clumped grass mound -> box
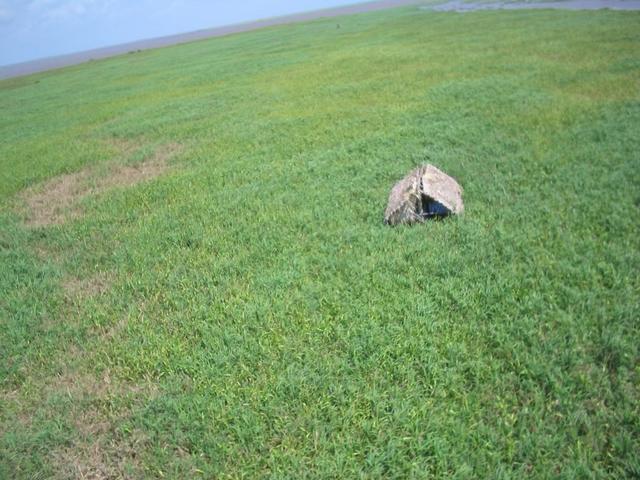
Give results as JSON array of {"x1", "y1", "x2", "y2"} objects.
[{"x1": 1, "y1": 6, "x2": 639, "y2": 479}]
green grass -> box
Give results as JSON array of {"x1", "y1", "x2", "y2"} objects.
[{"x1": 1, "y1": 5, "x2": 639, "y2": 479}]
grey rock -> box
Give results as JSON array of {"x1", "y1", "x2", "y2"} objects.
[{"x1": 384, "y1": 164, "x2": 464, "y2": 226}]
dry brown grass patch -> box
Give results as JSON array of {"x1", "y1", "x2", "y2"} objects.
[
  {"x1": 20, "y1": 142, "x2": 182, "y2": 227},
  {"x1": 63, "y1": 272, "x2": 114, "y2": 299},
  {"x1": 48, "y1": 368, "x2": 158, "y2": 480},
  {"x1": 100, "y1": 142, "x2": 182, "y2": 190},
  {"x1": 21, "y1": 169, "x2": 93, "y2": 227}
]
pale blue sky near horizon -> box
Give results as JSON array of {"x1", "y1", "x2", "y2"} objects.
[{"x1": 0, "y1": 0, "x2": 372, "y2": 66}]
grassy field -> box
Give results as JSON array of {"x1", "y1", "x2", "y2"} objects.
[{"x1": 1, "y1": 4, "x2": 639, "y2": 479}]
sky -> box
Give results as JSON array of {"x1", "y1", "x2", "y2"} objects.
[{"x1": 0, "y1": 0, "x2": 370, "y2": 66}]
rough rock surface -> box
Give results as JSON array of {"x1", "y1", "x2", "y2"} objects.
[{"x1": 384, "y1": 164, "x2": 464, "y2": 225}]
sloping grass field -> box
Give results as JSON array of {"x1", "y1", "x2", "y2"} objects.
[{"x1": 1, "y1": 4, "x2": 639, "y2": 478}]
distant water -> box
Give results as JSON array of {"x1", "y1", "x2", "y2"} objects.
[{"x1": 426, "y1": 0, "x2": 640, "y2": 12}]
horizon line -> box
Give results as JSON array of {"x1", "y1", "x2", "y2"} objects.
[{"x1": 0, "y1": 0, "x2": 423, "y2": 80}]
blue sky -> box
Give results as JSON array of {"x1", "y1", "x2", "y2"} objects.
[{"x1": 0, "y1": 0, "x2": 369, "y2": 66}]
